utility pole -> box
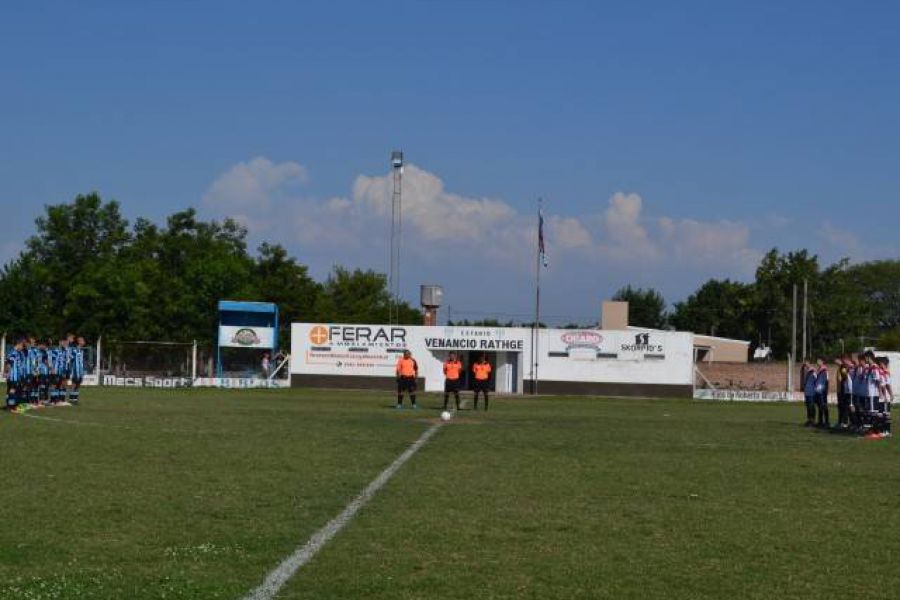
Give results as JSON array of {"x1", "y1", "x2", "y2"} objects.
[
  {"x1": 791, "y1": 283, "x2": 798, "y2": 383},
  {"x1": 802, "y1": 278, "x2": 808, "y2": 361}
]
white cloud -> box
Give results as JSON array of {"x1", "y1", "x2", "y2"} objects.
[
  {"x1": 200, "y1": 157, "x2": 763, "y2": 287},
  {"x1": 658, "y1": 216, "x2": 760, "y2": 273},
  {"x1": 352, "y1": 165, "x2": 520, "y2": 243},
  {"x1": 598, "y1": 192, "x2": 659, "y2": 260},
  {"x1": 202, "y1": 156, "x2": 308, "y2": 219}
]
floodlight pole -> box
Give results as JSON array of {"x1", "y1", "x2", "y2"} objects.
[{"x1": 389, "y1": 150, "x2": 404, "y2": 324}]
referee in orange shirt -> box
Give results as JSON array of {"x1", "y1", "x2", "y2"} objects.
[
  {"x1": 395, "y1": 350, "x2": 419, "y2": 409},
  {"x1": 442, "y1": 352, "x2": 463, "y2": 410},
  {"x1": 472, "y1": 354, "x2": 492, "y2": 411}
]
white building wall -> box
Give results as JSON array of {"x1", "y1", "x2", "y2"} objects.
[{"x1": 291, "y1": 323, "x2": 694, "y2": 393}]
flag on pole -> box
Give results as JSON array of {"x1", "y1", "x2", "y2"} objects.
[{"x1": 538, "y1": 207, "x2": 548, "y2": 268}]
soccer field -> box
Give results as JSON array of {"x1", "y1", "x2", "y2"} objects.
[{"x1": 0, "y1": 389, "x2": 896, "y2": 600}]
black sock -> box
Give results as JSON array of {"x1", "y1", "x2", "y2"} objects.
[
  {"x1": 410, "y1": 394, "x2": 416, "y2": 405},
  {"x1": 443, "y1": 394, "x2": 448, "y2": 409}
]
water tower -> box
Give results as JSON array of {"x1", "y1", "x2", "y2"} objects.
[{"x1": 420, "y1": 285, "x2": 443, "y2": 326}]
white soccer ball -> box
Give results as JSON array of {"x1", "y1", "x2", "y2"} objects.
[{"x1": 440, "y1": 410, "x2": 452, "y2": 422}]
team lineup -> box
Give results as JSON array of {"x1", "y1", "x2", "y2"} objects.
[
  {"x1": 802, "y1": 351, "x2": 892, "y2": 438},
  {"x1": 394, "y1": 350, "x2": 493, "y2": 411},
  {"x1": 4, "y1": 334, "x2": 89, "y2": 411}
]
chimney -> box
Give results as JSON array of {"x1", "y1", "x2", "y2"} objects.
[{"x1": 601, "y1": 300, "x2": 629, "y2": 330}]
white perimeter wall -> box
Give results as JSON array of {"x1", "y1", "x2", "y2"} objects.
[{"x1": 291, "y1": 323, "x2": 693, "y2": 393}]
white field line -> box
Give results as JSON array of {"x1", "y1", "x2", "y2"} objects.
[
  {"x1": 242, "y1": 420, "x2": 443, "y2": 600},
  {"x1": 242, "y1": 398, "x2": 469, "y2": 600},
  {"x1": 19, "y1": 412, "x2": 108, "y2": 427},
  {"x1": 19, "y1": 411, "x2": 220, "y2": 435}
]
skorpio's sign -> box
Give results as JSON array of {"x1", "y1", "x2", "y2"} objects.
[
  {"x1": 619, "y1": 332, "x2": 665, "y2": 356},
  {"x1": 219, "y1": 326, "x2": 275, "y2": 349}
]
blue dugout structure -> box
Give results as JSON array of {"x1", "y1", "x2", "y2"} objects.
[{"x1": 216, "y1": 300, "x2": 279, "y2": 377}]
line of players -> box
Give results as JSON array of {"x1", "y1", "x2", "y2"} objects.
[
  {"x1": 394, "y1": 350, "x2": 493, "y2": 410},
  {"x1": 802, "y1": 351, "x2": 892, "y2": 438},
  {"x1": 3, "y1": 334, "x2": 88, "y2": 411}
]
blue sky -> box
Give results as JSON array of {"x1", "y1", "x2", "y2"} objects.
[{"x1": 2, "y1": 1, "x2": 898, "y2": 324}]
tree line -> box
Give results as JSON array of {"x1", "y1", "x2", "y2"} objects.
[
  {"x1": 3, "y1": 194, "x2": 898, "y2": 358},
  {"x1": 0, "y1": 194, "x2": 421, "y2": 346},
  {"x1": 613, "y1": 251, "x2": 900, "y2": 357}
]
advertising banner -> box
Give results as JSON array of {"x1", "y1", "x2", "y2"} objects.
[
  {"x1": 291, "y1": 323, "x2": 693, "y2": 391},
  {"x1": 218, "y1": 325, "x2": 276, "y2": 349}
]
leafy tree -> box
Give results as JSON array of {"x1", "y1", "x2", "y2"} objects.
[
  {"x1": 877, "y1": 328, "x2": 900, "y2": 351},
  {"x1": 670, "y1": 279, "x2": 756, "y2": 340},
  {"x1": 252, "y1": 243, "x2": 321, "y2": 346},
  {"x1": 808, "y1": 260, "x2": 872, "y2": 356},
  {"x1": 313, "y1": 267, "x2": 421, "y2": 325},
  {"x1": 846, "y1": 260, "x2": 900, "y2": 331},
  {"x1": 752, "y1": 248, "x2": 820, "y2": 358},
  {"x1": 612, "y1": 285, "x2": 667, "y2": 329}
]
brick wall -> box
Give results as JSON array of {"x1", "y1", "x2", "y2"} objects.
[{"x1": 695, "y1": 361, "x2": 821, "y2": 392}]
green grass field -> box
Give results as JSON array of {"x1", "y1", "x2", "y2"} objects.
[{"x1": 0, "y1": 388, "x2": 896, "y2": 599}]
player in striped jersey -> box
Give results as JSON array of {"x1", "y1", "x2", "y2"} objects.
[
  {"x1": 67, "y1": 335, "x2": 87, "y2": 405},
  {"x1": 49, "y1": 337, "x2": 69, "y2": 404},
  {"x1": 5, "y1": 339, "x2": 26, "y2": 410},
  {"x1": 24, "y1": 336, "x2": 41, "y2": 404},
  {"x1": 36, "y1": 338, "x2": 51, "y2": 404}
]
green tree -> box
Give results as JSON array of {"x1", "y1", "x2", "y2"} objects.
[
  {"x1": 752, "y1": 248, "x2": 820, "y2": 358},
  {"x1": 252, "y1": 243, "x2": 321, "y2": 346},
  {"x1": 612, "y1": 285, "x2": 667, "y2": 329},
  {"x1": 846, "y1": 260, "x2": 900, "y2": 331},
  {"x1": 877, "y1": 328, "x2": 900, "y2": 351},
  {"x1": 313, "y1": 267, "x2": 421, "y2": 324},
  {"x1": 808, "y1": 260, "x2": 872, "y2": 356},
  {"x1": 670, "y1": 279, "x2": 756, "y2": 340}
]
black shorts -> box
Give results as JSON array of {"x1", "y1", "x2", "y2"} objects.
[
  {"x1": 473, "y1": 379, "x2": 489, "y2": 393},
  {"x1": 70, "y1": 374, "x2": 84, "y2": 386},
  {"x1": 444, "y1": 379, "x2": 461, "y2": 393},
  {"x1": 397, "y1": 376, "x2": 416, "y2": 393}
]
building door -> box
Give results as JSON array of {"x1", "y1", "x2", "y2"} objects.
[{"x1": 495, "y1": 352, "x2": 519, "y2": 393}]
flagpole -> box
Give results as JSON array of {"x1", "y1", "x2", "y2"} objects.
[{"x1": 533, "y1": 198, "x2": 542, "y2": 395}]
